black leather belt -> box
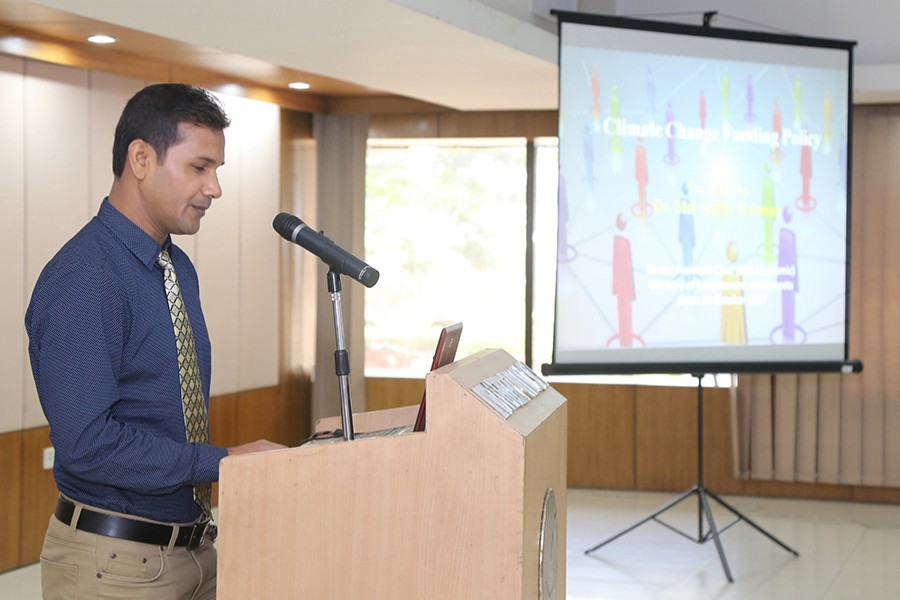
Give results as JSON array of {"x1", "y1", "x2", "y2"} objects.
[{"x1": 54, "y1": 497, "x2": 211, "y2": 550}]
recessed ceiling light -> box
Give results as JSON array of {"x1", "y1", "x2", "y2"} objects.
[
  {"x1": 288, "y1": 81, "x2": 311, "y2": 91},
  {"x1": 87, "y1": 35, "x2": 118, "y2": 45}
]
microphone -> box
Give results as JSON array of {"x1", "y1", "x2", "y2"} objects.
[{"x1": 272, "y1": 213, "x2": 380, "y2": 288}]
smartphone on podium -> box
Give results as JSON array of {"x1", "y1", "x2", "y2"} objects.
[{"x1": 413, "y1": 322, "x2": 463, "y2": 432}]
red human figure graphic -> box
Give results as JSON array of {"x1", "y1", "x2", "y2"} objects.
[
  {"x1": 797, "y1": 138, "x2": 816, "y2": 211},
  {"x1": 770, "y1": 99, "x2": 783, "y2": 163},
  {"x1": 590, "y1": 64, "x2": 602, "y2": 123},
  {"x1": 608, "y1": 214, "x2": 643, "y2": 348}
]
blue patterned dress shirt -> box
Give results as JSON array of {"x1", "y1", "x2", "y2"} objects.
[{"x1": 25, "y1": 198, "x2": 229, "y2": 524}]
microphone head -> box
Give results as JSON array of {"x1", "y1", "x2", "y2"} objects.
[
  {"x1": 359, "y1": 266, "x2": 380, "y2": 288},
  {"x1": 273, "y1": 212, "x2": 303, "y2": 240}
]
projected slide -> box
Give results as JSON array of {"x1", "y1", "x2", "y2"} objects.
[{"x1": 553, "y1": 18, "x2": 853, "y2": 369}]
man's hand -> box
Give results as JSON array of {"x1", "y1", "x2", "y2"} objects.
[{"x1": 226, "y1": 439, "x2": 288, "y2": 455}]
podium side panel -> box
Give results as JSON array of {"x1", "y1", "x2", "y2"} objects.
[
  {"x1": 422, "y1": 374, "x2": 527, "y2": 599},
  {"x1": 523, "y1": 392, "x2": 567, "y2": 599}
]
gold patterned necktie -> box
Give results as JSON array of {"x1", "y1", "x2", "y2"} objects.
[{"x1": 157, "y1": 249, "x2": 212, "y2": 518}]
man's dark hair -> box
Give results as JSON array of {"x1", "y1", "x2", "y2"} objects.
[{"x1": 112, "y1": 83, "x2": 231, "y2": 178}]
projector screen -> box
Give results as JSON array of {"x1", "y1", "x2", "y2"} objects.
[{"x1": 546, "y1": 12, "x2": 857, "y2": 375}]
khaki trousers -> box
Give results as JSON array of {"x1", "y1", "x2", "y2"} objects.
[{"x1": 40, "y1": 503, "x2": 217, "y2": 600}]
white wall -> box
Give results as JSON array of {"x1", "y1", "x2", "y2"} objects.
[{"x1": 0, "y1": 56, "x2": 281, "y2": 434}]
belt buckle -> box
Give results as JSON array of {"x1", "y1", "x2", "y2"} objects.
[{"x1": 187, "y1": 521, "x2": 208, "y2": 550}]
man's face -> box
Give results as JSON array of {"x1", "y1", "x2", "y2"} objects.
[{"x1": 141, "y1": 122, "x2": 226, "y2": 242}]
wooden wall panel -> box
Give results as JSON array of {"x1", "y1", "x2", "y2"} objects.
[
  {"x1": 700, "y1": 387, "x2": 745, "y2": 495},
  {"x1": 210, "y1": 381, "x2": 310, "y2": 451},
  {"x1": 19, "y1": 427, "x2": 56, "y2": 565},
  {"x1": 438, "y1": 110, "x2": 557, "y2": 139},
  {"x1": 366, "y1": 377, "x2": 426, "y2": 412},
  {"x1": 635, "y1": 385, "x2": 697, "y2": 491},
  {"x1": 368, "y1": 110, "x2": 557, "y2": 140},
  {"x1": 0, "y1": 430, "x2": 22, "y2": 572},
  {"x1": 556, "y1": 382, "x2": 635, "y2": 489}
]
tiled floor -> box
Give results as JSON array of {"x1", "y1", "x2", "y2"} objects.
[
  {"x1": 4, "y1": 488, "x2": 900, "y2": 599},
  {"x1": 567, "y1": 488, "x2": 900, "y2": 599}
]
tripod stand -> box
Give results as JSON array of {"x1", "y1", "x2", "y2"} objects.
[{"x1": 584, "y1": 374, "x2": 798, "y2": 582}]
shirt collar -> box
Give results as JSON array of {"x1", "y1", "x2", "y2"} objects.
[{"x1": 97, "y1": 198, "x2": 171, "y2": 270}]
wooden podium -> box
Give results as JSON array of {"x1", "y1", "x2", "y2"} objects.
[{"x1": 217, "y1": 349, "x2": 567, "y2": 599}]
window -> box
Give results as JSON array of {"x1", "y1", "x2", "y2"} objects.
[{"x1": 364, "y1": 138, "x2": 528, "y2": 377}]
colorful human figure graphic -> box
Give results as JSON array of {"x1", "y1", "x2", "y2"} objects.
[
  {"x1": 744, "y1": 74, "x2": 756, "y2": 123},
  {"x1": 771, "y1": 207, "x2": 805, "y2": 344},
  {"x1": 793, "y1": 76, "x2": 803, "y2": 129},
  {"x1": 837, "y1": 133, "x2": 847, "y2": 191},
  {"x1": 609, "y1": 85, "x2": 623, "y2": 154},
  {"x1": 608, "y1": 214, "x2": 643, "y2": 348},
  {"x1": 633, "y1": 138, "x2": 651, "y2": 217},
  {"x1": 678, "y1": 183, "x2": 695, "y2": 276},
  {"x1": 770, "y1": 99, "x2": 783, "y2": 164},
  {"x1": 720, "y1": 242, "x2": 747, "y2": 344},
  {"x1": 590, "y1": 64, "x2": 602, "y2": 128},
  {"x1": 760, "y1": 163, "x2": 777, "y2": 263},
  {"x1": 557, "y1": 174, "x2": 576, "y2": 263},
  {"x1": 823, "y1": 90, "x2": 832, "y2": 155},
  {"x1": 583, "y1": 123, "x2": 595, "y2": 188},
  {"x1": 699, "y1": 89, "x2": 707, "y2": 130},
  {"x1": 797, "y1": 137, "x2": 816, "y2": 211},
  {"x1": 664, "y1": 101, "x2": 680, "y2": 165},
  {"x1": 721, "y1": 67, "x2": 730, "y2": 123}
]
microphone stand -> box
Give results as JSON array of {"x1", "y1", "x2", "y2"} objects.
[{"x1": 327, "y1": 269, "x2": 355, "y2": 441}]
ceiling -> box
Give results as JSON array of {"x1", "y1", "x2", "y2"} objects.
[{"x1": 0, "y1": 0, "x2": 898, "y2": 112}]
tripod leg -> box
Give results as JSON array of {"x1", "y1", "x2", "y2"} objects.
[
  {"x1": 705, "y1": 489, "x2": 799, "y2": 556},
  {"x1": 584, "y1": 487, "x2": 698, "y2": 555},
  {"x1": 698, "y1": 487, "x2": 734, "y2": 583}
]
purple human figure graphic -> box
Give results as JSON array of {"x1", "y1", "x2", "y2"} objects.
[
  {"x1": 664, "y1": 101, "x2": 680, "y2": 165},
  {"x1": 699, "y1": 89, "x2": 707, "y2": 130},
  {"x1": 583, "y1": 123, "x2": 595, "y2": 187},
  {"x1": 776, "y1": 207, "x2": 801, "y2": 343},
  {"x1": 557, "y1": 174, "x2": 575, "y2": 263},
  {"x1": 745, "y1": 73, "x2": 755, "y2": 123}
]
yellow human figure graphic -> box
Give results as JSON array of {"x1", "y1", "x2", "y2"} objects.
[{"x1": 720, "y1": 242, "x2": 747, "y2": 344}]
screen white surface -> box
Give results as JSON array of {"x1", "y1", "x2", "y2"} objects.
[{"x1": 552, "y1": 16, "x2": 853, "y2": 372}]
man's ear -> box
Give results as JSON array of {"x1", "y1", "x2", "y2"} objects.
[{"x1": 127, "y1": 139, "x2": 155, "y2": 181}]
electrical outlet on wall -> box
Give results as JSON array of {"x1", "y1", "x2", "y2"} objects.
[{"x1": 42, "y1": 446, "x2": 55, "y2": 470}]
